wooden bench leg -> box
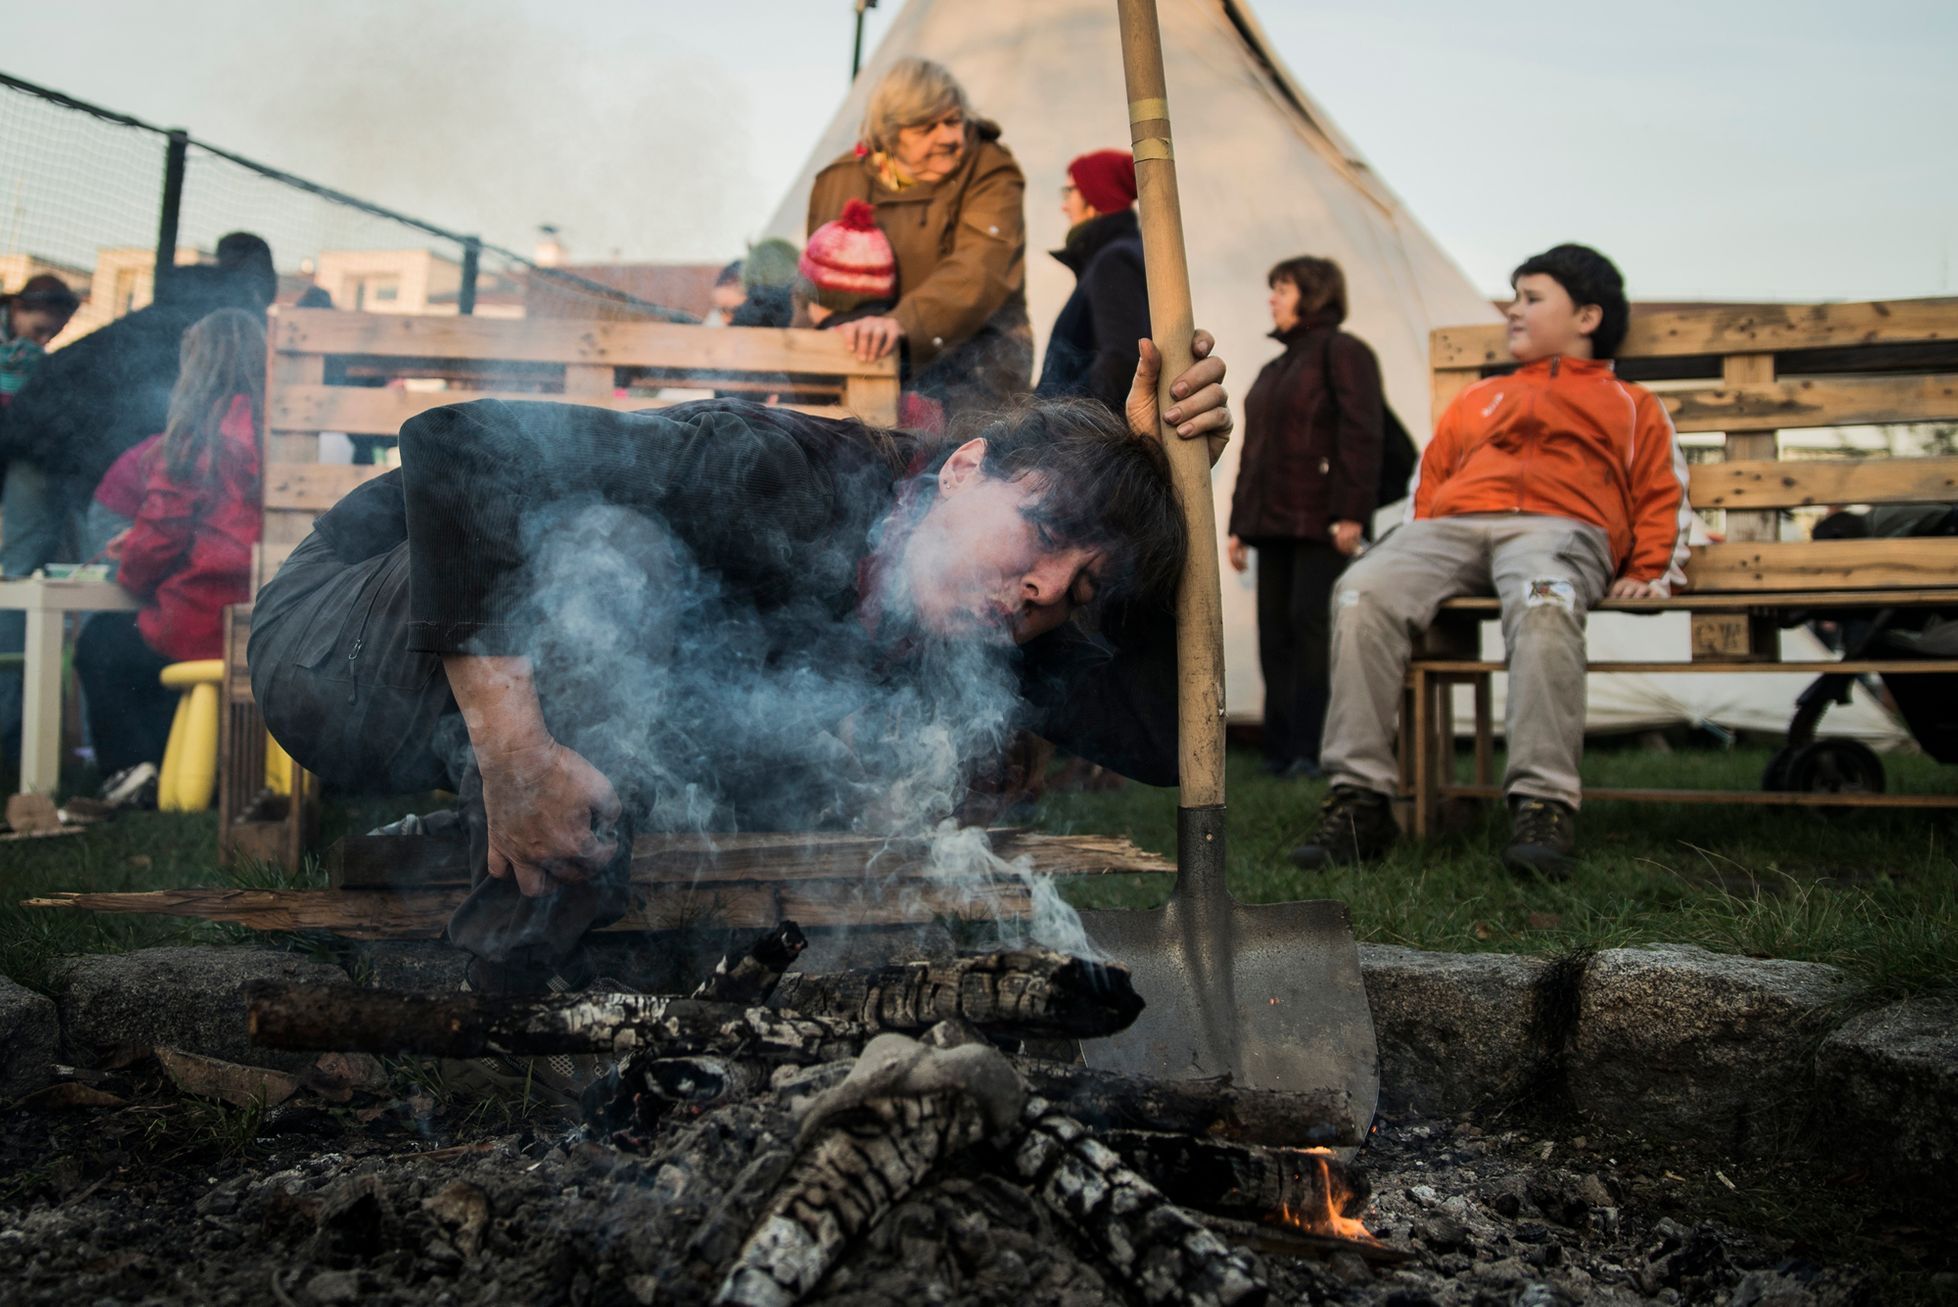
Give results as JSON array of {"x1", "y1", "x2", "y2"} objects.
[
  {"x1": 1473, "y1": 672, "x2": 1493, "y2": 786},
  {"x1": 1410, "y1": 667, "x2": 1434, "y2": 840}
]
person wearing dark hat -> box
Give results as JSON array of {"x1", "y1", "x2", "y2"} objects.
[{"x1": 1035, "y1": 149, "x2": 1148, "y2": 419}]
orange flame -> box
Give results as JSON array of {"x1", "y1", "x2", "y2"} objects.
[{"x1": 1271, "y1": 1146, "x2": 1377, "y2": 1243}]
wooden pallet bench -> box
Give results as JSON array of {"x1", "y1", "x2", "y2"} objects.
[{"x1": 1400, "y1": 297, "x2": 1958, "y2": 835}]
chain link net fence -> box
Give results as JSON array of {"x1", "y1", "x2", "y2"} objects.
[{"x1": 0, "y1": 69, "x2": 688, "y2": 339}]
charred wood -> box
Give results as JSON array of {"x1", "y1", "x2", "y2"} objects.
[
  {"x1": 245, "y1": 982, "x2": 864, "y2": 1062},
  {"x1": 694, "y1": 922, "x2": 808, "y2": 1005},
  {"x1": 1014, "y1": 1058, "x2": 1363, "y2": 1149},
  {"x1": 715, "y1": 1092, "x2": 999, "y2": 1307},
  {"x1": 1005, "y1": 1098, "x2": 1268, "y2": 1307},
  {"x1": 716, "y1": 1034, "x2": 1025, "y2": 1307},
  {"x1": 769, "y1": 949, "x2": 1142, "y2": 1039},
  {"x1": 584, "y1": 1055, "x2": 764, "y2": 1141},
  {"x1": 1099, "y1": 1130, "x2": 1371, "y2": 1224}
]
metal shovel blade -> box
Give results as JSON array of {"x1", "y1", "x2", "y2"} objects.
[{"x1": 1079, "y1": 806, "x2": 1379, "y2": 1145}]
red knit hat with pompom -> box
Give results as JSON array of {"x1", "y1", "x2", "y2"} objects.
[
  {"x1": 1067, "y1": 149, "x2": 1137, "y2": 215},
  {"x1": 799, "y1": 199, "x2": 897, "y2": 311}
]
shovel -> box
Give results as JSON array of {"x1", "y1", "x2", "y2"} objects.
[{"x1": 1078, "y1": 0, "x2": 1378, "y2": 1143}]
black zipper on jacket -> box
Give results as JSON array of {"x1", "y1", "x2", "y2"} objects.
[{"x1": 342, "y1": 576, "x2": 391, "y2": 704}]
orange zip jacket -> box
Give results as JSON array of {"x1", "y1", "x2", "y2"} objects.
[{"x1": 1409, "y1": 355, "x2": 1692, "y2": 593}]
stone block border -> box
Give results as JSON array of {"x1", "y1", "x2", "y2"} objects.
[{"x1": 1, "y1": 941, "x2": 1949, "y2": 1192}]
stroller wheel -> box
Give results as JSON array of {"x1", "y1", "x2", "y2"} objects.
[
  {"x1": 1784, "y1": 739, "x2": 1886, "y2": 794},
  {"x1": 1762, "y1": 746, "x2": 1798, "y2": 792}
]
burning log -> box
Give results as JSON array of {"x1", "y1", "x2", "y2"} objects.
[
  {"x1": 694, "y1": 922, "x2": 809, "y2": 1005},
  {"x1": 245, "y1": 982, "x2": 865, "y2": 1062},
  {"x1": 248, "y1": 951, "x2": 1134, "y2": 1060},
  {"x1": 770, "y1": 948, "x2": 1143, "y2": 1039},
  {"x1": 1014, "y1": 1058, "x2": 1363, "y2": 1149},
  {"x1": 1006, "y1": 1098, "x2": 1268, "y2": 1307},
  {"x1": 716, "y1": 1033, "x2": 1026, "y2": 1307},
  {"x1": 1098, "y1": 1131, "x2": 1372, "y2": 1229},
  {"x1": 584, "y1": 1054, "x2": 764, "y2": 1139}
]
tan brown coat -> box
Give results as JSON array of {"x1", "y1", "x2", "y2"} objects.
[{"x1": 807, "y1": 120, "x2": 1029, "y2": 404}]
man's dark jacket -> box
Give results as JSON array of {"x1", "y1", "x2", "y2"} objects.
[
  {"x1": 1228, "y1": 313, "x2": 1385, "y2": 542},
  {"x1": 0, "y1": 266, "x2": 267, "y2": 485},
  {"x1": 311, "y1": 397, "x2": 1180, "y2": 786},
  {"x1": 1036, "y1": 210, "x2": 1148, "y2": 417}
]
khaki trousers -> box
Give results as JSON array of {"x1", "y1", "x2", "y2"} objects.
[{"x1": 1319, "y1": 514, "x2": 1614, "y2": 809}]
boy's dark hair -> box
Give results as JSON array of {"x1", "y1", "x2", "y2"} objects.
[
  {"x1": 1512, "y1": 243, "x2": 1628, "y2": 359},
  {"x1": 215, "y1": 231, "x2": 278, "y2": 307},
  {"x1": 1267, "y1": 255, "x2": 1347, "y2": 324},
  {"x1": 934, "y1": 397, "x2": 1186, "y2": 614}
]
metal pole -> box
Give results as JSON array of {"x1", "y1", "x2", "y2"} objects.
[
  {"x1": 458, "y1": 237, "x2": 481, "y2": 316},
  {"x1": 154, "y1": 129, "x2": 188, "y2": 303},
  {"x1": 851, "y1": 0, "x2": 878, "y2": 80}
]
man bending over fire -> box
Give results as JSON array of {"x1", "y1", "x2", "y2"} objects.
[{"x1": 249, "y1": 336, "x2": 1230, "y2": 992}]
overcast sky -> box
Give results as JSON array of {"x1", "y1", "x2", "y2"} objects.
[{"x1": 6, "y1": 0, "x2": 1954, "y2": 301}]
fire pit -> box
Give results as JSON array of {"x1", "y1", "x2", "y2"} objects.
[{"x1": 0, "y1": 931, "x2": 1940, "y2": 1305}]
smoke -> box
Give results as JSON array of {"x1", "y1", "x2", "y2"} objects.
[{"x1": 487, "y1": 454, "x2": 1098, "y2": 958}]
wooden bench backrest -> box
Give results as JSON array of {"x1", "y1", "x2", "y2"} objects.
[
  {"x1": 1428, "y1": 298, "x2": 1958, "y2": 592},
  {"x1": 257, "y1": 308, "x2": 901, "y2": 586}
]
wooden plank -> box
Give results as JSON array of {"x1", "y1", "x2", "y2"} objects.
[
  {"x1": 1689, "y1": 611, "x2": 1776, "y2": 662},
  {"x1": 328, "y1": 829, "x2": 1175, "y2": 890},
  {"x1": 1436, "y1": 588, "x2": 1958, "y2": 613},
  {"x1": 1690, "y1": 455, "x2": 1958, "y2": 510},
  {"x1": 1430, "y1": 367, "x2": 1476, "y2": 429},
  {"x1": 1411, "y1": 658, "x2": 1958, "y2": 675},
  {"x1": 1435, "y1": 784, "x2": 1958, "y2": 810},
  {"x1": 21, "y1": 883, "x2": 1039, "y2": 939},
  {"x1": 1661, "y1": 373, "x2": 1958, "y2": 434},
  {"x1": 841, "y1": 373, "x2": 901, "y2": 426},
  {"x1": 1716, "y1": 355, "x2": 1780, "y2": 543},
  {"x1": 1431, "y1": 297, "x2": 1958, "y2": 368},
  {"x1": 271, "y1": 309, "x2": 899, "y2": 381},
  {"x1": 562, "y1": 362, "x2": 615, "y2": 398},
  {"x1": 265, "y1": 462, "x2": 389, "y2": 512},
  {"x1": 269, "y1": 384, "x2": 859, "y2": 436},
  {"x1": 1687, "y1": 537, "x2": 1958, "y2": 591}
]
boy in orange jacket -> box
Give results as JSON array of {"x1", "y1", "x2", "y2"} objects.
[{"x1": 1292, "y1": 244, "x2": 1690, "y2": 878}]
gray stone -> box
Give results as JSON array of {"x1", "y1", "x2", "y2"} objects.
[
  {"x1": 50, "y1": 946, "x2": 348, "y2": 1072},
  {"x1": 1814, "y1": 994, "x2": 1958, "y2": 1187},
  {"x1": 0, "y1": 975, "x2": 59, "y2": 1100},
  {"x1": 1570, "y1": 944, "x2": 1855, "y2": 1154},
  {"x1": 1359, "y1": 944, "x2": 1549, "y2": 1115}
]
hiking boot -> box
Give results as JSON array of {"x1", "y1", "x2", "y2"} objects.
[
  {"x1": 1288, "y1": 785, "x2": 1398, "y2": 869},
  {"x1": 1504, "y1": 796, "x2": 1578, "y2": 881}
]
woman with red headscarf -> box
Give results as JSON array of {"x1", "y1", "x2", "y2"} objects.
[{"x1": 1036, "y1": 149, "x2": 1149, "y2": 419}]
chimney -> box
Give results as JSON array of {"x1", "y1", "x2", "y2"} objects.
[{"x1": 534, "y1": 224, "x2": 566, "y2": 268}]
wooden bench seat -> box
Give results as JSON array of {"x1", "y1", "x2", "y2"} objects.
[{"x1": 1399, "y1": 297, "x2": 1958, "y2": 835}]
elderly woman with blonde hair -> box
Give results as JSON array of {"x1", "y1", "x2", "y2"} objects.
[{"x1": 806, "y1": 56, "x2": 1030, "y2": 416}]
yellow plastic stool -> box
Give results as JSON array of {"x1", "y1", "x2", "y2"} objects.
[{"x1": 158, "y1": 660, "x2": 224, "y2": 812}]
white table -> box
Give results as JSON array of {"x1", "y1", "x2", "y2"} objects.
[{"x1": 1, "y1": 577, "x2": 140, "y2": 795}]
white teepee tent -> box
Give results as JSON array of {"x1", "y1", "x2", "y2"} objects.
[{"x1": 768, "y1": 0, "x2": 1904, "y2": 746}]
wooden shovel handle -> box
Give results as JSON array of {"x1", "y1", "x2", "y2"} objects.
[{"x1": 1117, "y1": 0, "x2": 1225, "y2": 809}]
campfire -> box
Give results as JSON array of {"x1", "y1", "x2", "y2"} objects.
[{"x1": 245, "y1": 930, "x2": 1385, "y2": 1303}]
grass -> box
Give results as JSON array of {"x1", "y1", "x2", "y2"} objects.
[
  {"x1": 3, "y1": 742, "x2": 1953, "y2": 1002},
  {"x1": 1033, "y1": 740, "x2": 1958, "y2": 1001}
]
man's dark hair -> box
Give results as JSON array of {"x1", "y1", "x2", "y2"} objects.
[
  {"x1": 215, "y1": 231, "x2": 277, "y2": 307},
  {"x1": 1267, "y1": 255, "x2": 1347, "y2": 324},
  {"x1": 936, "y1": 397, "x2": 1186, "y2": 613},
  {"x1": 1512, "y1": 243, "x2": 1628, "y2": 359}
]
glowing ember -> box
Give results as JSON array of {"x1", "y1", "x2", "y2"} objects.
[{"x1": 1271, "y1": 1146, "x2": 1378, "y2": 1243}]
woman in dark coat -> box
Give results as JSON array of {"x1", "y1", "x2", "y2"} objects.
[
  {"x1": 1227, "y1": 256, "x2": 1384, "y2": 778},
  {"x1": 1036, "y1": 149, "x2": 1147, "y2": 418}
]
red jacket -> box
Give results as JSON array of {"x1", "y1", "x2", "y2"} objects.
[
  {"x1": 1411, "y1": 355, "x2": 1691, "y2": 592},
  {"x1": 116, "y1": 395, "x2": 262, "y2": 662}
]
